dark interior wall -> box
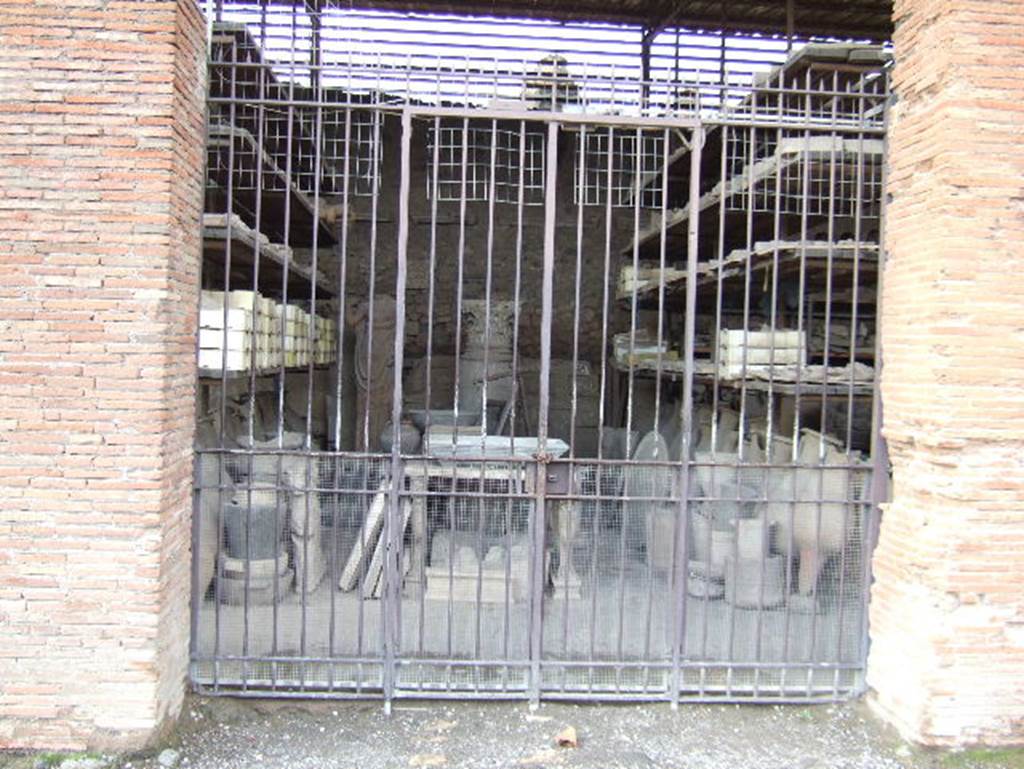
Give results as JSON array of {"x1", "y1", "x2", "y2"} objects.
[{"x1": 319, "y1": 112, "x2": 644, "y2": 363}]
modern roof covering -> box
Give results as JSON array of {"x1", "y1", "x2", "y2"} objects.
[{"x1": 304, "y1": 0, "x2": 893, "y2": 42}]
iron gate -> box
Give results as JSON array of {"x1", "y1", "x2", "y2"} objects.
[{"x1": 192, "y1": 8, "x2": 889, "y2": 705}]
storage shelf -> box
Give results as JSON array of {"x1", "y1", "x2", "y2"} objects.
[
  {"x1": 202, "y1": 213, "x2": 335, "y2": 300},
  {"x1": 624, "y1": 136, "x2": 884, "y2": 259},
  {"x1": 612, "y1": 357, "x2": 874, "y2": 397},
  {"x1": 198, "y1": 363, "x2": 331, "y2": 384},
  {"x1": 618, "y1": 239, "x2": 878, "y2": 309},
  {"x1": 206, "y1": 123, "x2": 337, "y2": 249},
  {"x1": 623, "y1": 43, "x2": 890, "y2": 212},
  {"x1": 206, "y1": 21, "x2": 335, "y2": 250},
  {"x1": 209, "y1": 22, "x2": 321, "y2": 190}
]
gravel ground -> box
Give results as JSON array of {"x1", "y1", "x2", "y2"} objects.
[{"x1": 4, "y1": 697, "x2": 1023, "y2": 769}]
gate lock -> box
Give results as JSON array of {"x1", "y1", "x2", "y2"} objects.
[{"x1": 542, "y1": 461, "x2": 572, "y2": 496}]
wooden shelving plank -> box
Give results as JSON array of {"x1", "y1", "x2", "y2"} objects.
[
  {"x1": 198, "y1": 363, "x2": 331, "y2": 384},
  {"x1": 618, "y1": 239, "x2": 878, "y2": 308},
  {"x1": 202, "y1": 213, "x2": 334, "y2": 300},
  {"x1": 612, "y1": 356, "x2": 874, "y2": 396}
]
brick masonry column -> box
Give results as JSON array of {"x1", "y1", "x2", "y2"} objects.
[
  {"x1": 0, "y1": 0, "x2": 205, "y2": 751},
  {"x1": 868, "y1": 0, "x2": 1024, "y2": 747}
]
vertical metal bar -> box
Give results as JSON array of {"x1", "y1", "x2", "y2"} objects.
[
  {"x1": 780, "y1": 67, "x2": 814, "y2": 696},
  {"x1": 328, "y1": 105, "x2": 352, "y2": 687},
  {"x1": 451, "y1": 116, "x2": 469, "y2": 445},
  {"x1": 674, "y1": 27, "x2": 681, "y2": 112},
  {"x1": 817, "y1": 71, "x2": 839, "y2": 448},
  {"x1": 670, "y1": 123, "x2": 703, "y2": 707},
  {"x1": 626, "y1": 127, "x2": 642, "y2": 458},
  {"x1": 189, "y1": 452, "x2": 203, "y2": 688},
  {"x1": 651, "y1": 130, "x2": 668, "y2": 432},
  {"x1": 331, "y1": 116, "x2": 353, "y2": 450},
  {"x1": 239, "y1": 16, "x2": 271, "y2": 694},
  {"x1": 288, "y1": 1, "x2": 304, "y2": 687},
  {"x1": 859, "y1": 72, "x2": 891, "y2": 688},
  {"x1": 418, "y1": 115, "x2": 441, "y2": 658},
  {"x1": 615, "y1": 127, "x2": 644, "y2": 693},
  {"x1": 360, "y1": 105, "x2": 382, "y2": 454},
  {"x1": 640, "y1": 33, "x2": 652, "y2": 111},
  {"x1": 593, "y1": 126, "x2": 615, "y2": 691},
  {"x1": 309, "y1": 1, "x2": 321, "y2": 95},
  {"x1": 502, "y1": 460, "x2": 514, "y2": 692},
  {"x1": 643, "y1": 127, "x2": 671, "y2": 693},
  {"x1": 211, "y1": 33, "x2": 241, "y2": 693},
  {"x1": 475, "y1": 118, "x2": 500, "y2": 687},
  {"x1": 752, "y1": 107, "x2": 786, "y2": 697},
  {"x1": 565, "y1": 118, "x2": 589, "y2": 684},
  {"x1": 352, "y1": 123, "x2": 369, "y2": 687},
  {"x1": 737, "y1": 119, "x2": 756, "y2": 461},
  {"x1": 586, "y1": 462, "x2": 602, "y2": 697},
  {"x1": 806, "y1": 70, "x2": 841, "y2": 695},
  {"x1": 718, "y1": 31, "x2": 727, "y2": 112},
  {"x1": 595, "y1": 125, "x2": 614, "y2": 460},
  {"x1": 267, "y1": 10, "x2": 299, "y2": 692},
  {"x1": 367, "y1": 92, "x2": 385, "y2": 693},
  {"x1": 509, "y1": 119, "x2": 527, "y2": 453},
  {"x1": 699, "y1": 123, "x2": 730, "y2": 682},
  {"x1": 563, "y1": 119, "x2": 585, "y2": 687},
  {"x1": 443, "y1": 117, "x2": 471, "y2": 689},
  {"x1": 845, "y1": 120, "x2": 866, "y2": 454},
  {"x1": 786, "y1": 0, "x2": 795, "y2": 52},
  {"x1": 505, "y1": 121, "x2": 529, "y2": 690},
  {"x1": 832, "y1": 81, "x2": 867, "y2": 697},
  {"x1": 293, "y1": 57, "x2": 325, "y2": 694},
  {"x1": 569, "y1": 124, "x2": 586, "y2": 459},
  {"x1": 529, "y1": 119, "x2": 559, "y2": 708},
  {"x1": 384, "y1": 108, "x2": 413, "y2": 709},
  {"x1": 725, "y1": 111, "x2": 759, "y2": 690}
]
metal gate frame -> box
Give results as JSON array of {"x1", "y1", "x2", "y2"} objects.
[
  {"x1": 192, "y1": 42, "x2": 889, "y2": 705},
  {"x1": 384, "y1": 106, "x2": 707, "y2": 707}
]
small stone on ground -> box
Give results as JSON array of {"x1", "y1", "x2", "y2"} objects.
[{"x1": 59, "y1": 759, "x2": 107, "y2": 769}]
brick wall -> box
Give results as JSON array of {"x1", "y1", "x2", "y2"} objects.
[
  {"x1": 868, "y1": 0, "x2": 1024, "y2": 746},
  {"x1": 0, "y1": 0, "x2": 205, "y2": 751}
]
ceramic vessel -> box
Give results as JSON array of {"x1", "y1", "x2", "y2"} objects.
[{"x1": 222, "y1": 501, "x2": 286, "y2": 561}]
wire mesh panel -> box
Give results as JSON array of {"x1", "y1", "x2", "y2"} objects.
[
  {"x1": 539, "y1": 460, "x2": 680, "y2": 699},
  {"x1": 308, "y1": 107, "x2": 382, "y2": 197},
  {"x1": 192, "y1": 452, "x2": 390, "y2": 694},
  {"x1": 574, "y1": 129, "x2": 666, "y2": 208},
  {"x1": 425, "y1": 120, "x2": 546, "y2": 205},
  {"x1": 193, "y1": 2, "x2": 889, "y2": 707},
  {"x1": 393, "y1": 460, "x2": 536, "y2": 695}
]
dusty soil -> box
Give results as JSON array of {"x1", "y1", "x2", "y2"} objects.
[{"x1": 4, "y1": 698, "x2": 1023, "y2": 769}]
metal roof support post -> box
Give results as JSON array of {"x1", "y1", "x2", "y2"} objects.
[
  {"x1": 787, "y1": 0, "x2": 796, "y2": 52},
  {"x1": 309, "y1": 0, "x2": 322, "y2": 94},
  {"x1": 640, "y1": 31, "x2": 652, "y2": 112}
]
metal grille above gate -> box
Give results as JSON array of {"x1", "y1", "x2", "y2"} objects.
[{"x1": 192, "y1": 5, "x2": 889, "y2": 705}]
